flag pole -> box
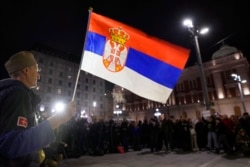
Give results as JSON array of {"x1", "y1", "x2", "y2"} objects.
[{"x1": 72, "y1": 7, "x2": 93, "y2": 101}]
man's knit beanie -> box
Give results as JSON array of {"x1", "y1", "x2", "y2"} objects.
[{"x1": 4, "y1": 51, "x2": 37, "y2": 74}]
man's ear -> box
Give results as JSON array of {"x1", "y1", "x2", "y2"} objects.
[{"x1": 21, "y1": 67, "x2": 29, "y2": 74}]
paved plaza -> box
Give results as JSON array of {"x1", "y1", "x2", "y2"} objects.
[{"x1": 60, "y1": 149, "x2": 250, "y2": 167}]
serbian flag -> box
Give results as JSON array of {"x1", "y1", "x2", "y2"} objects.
[{"x1": 81, "y1": 10, "x2": 190, "y2": 103}]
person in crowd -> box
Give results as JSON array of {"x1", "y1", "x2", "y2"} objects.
[
  {"x1": 112, "y1": 121, "x2": 122, "y2": 153},
  {"x1": 120, "y1": 118, "x2": 130, "y2": 152},
  {"x1": 63, "y1": 118, "x2": 82, "y2": 158},
  {"x1": 0, "y1": 51, "x2": 76, "y2": 166},
  {"x1": 195, "y1": 116, "x2": 208, "y2": 151},
  {"x1": 76, "y1": 118, "x2": 90, "y2": 155},
  {"x1": 178, "y1": 116, "x2": 192, "y2": 152},
  {"x1": 107, "y1": 119, "x2": 116, "y2": 153},
  {"x1": 214, "y1": 118, "x2": 233, "y2": 154},
  {"x1": 161, "y1": 114, "x2": 175, "y2": 152},
  {"x1": 89, "y1": 117, "x2": 105, "y2": 156},
  {"x1": 102, "y1": 120, "x2": 112, "y2": 154},
  {"x1": 130, "y1": 121, "x2": 141, "y2": 151},
  {"x1": 189, "y1": 118, "x2": 199, "y2": 152},
  {"x1": 229, "y1": 114, "x2": 240, "y2": 151},
  {"x1": 140, "y1": 117, "x2": 150, "y2": 149},
  {"x1": 173, "y1": 117, "x2": 182, "y2": 149},
  {"x1": 238, "y1": 112, "x2": 250, "y2": 136},
  {"x1": 202, "y1": 115, "x2": 218, "y2": 151},
  {"x1": 149, "y1": 116, "x2": 161, "y2": 152},
  {"x1": 236, "y1": 128, "x2": 250, "y2": 156}
]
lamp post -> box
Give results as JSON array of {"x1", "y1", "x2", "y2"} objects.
[
  {"x1": 154, "y1": 108, "x2": 161, "y2": 119},
  {"x1": 231, "y1": 73, "x2": 247, "y2": 113},
  {"x1": 183, "y1": 19, "x2": 210, "y2": 111}
]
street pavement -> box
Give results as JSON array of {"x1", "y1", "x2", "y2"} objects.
[{"x1": 59, "y1": 149, "x2": 250, "y2": 167}]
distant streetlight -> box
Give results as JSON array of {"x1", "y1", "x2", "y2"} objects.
[
  {"x1": 80, "y1": 110, "x2": 87, "y2": 118},
  {"x1": 52, "y1": 101, "x2": 65, "y2": 113},
  {"x1": 113, "y1": 110, "x2": 122, "y2": 117},
  {"x1": 154, "y1": 108, "x2": 161, "y2": 118},
  {"x1": 116, "y1": 104, "x2": 119, "y2": 109},
  {"x1": 114, "y1": 104, "x2": 122, "y2": 118},
  {"x1": 40, "y1": 105, "x2": 45, "y2": 112},
  {"x1": 231, "y1": 73, "x2": 247, "y2": 113},
  {"x1": 183, "y1": 18, "x2": 210, "y2": 110}
]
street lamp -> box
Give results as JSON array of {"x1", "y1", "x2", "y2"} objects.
[
  {"x1": 231, "y1": 73, "x2": 247, "y2": 113},
  {"x1": 154, "y1": 108, "x2": 161, "y2": 118},
  {"x1": 40, "y1": 105, "x2": 45, "y2": 112},
  {"x1": 80, "y1": 110, "x2": 88, "y2": 118},
  {"x1": 183, "y1": 19, "x2": 210, "y2": 110},
  {"x1": 113, "y1": 110, "x2": 122, "y2": 117},
  {"x1": 52, "y1": 101, "x2": 65, "y2": 113},
  {"x1": 114, "y1": 104, "x2": 122, "y2": 118}
]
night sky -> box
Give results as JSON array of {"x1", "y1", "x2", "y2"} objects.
[{"x1": 0, "y1": 0, "x2": 249, "y2": 79}]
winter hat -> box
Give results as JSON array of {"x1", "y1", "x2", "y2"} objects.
[{"x1": 4, "y1": 51, "x2": 37, "y2": 74}]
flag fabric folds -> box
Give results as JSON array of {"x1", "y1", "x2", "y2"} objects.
[{"x1": 81, "y1": 11, "x2": 190, "y2": 103}]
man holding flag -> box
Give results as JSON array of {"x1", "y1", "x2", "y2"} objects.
[{"x1": 0, "y1": 51, "x2": 76, "y2": 166}]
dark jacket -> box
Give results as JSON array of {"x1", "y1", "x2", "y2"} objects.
[
  {"x1": 202, "y1": 116, "x2": 216, "y2": 132},
  {"x1": 0, "y1": 79, "x2": 56, "y2": 167}
]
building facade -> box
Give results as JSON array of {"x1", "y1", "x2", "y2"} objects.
[
  {"x1": 31, "y1": 48, "x2": 113, "y2": 121},
  {"x1": 117, "y1": 45, "x2": 250, "y2": 121}
]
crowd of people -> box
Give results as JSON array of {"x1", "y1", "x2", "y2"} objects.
[{"x1": 48, "y1": 111, "x2": 250, "y2": 161}]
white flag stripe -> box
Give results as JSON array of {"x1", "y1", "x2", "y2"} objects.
[{"x1": 81, "y1": 51, "x2": 172, "y2": 103}]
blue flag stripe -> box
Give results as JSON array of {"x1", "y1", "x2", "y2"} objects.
[{"x1": 84, "y1": 32, "x2": 182, "y2": 89}]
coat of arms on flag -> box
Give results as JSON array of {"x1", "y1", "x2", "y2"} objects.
[{"x1": 103, "y1": 27, "x2": 130, "y2": 72}]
